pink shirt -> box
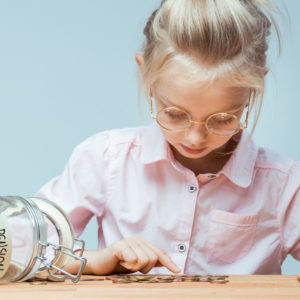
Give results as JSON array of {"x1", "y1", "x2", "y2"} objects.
[{"x1": 36, "y1": 123, "x2": 300, "y2": 274}]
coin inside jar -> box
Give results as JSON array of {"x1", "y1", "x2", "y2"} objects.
[{"x1": 0, "y1": 263, "x2": 23, "y2": 281}]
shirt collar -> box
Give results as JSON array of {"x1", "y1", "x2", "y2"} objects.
[
  {"x1": 219, "y1": 130, "x2": 258, "y2": 188},
  {"x1": 140, "y1": 122, "x2": 172, "y2": 164},
  {"x1": 141, "y1": 123, "x2": 258, "y2": 188}
]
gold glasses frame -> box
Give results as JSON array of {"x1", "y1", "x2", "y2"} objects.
[{"x1": 148, "y1": 98, "x2": 249, "y2": 136}]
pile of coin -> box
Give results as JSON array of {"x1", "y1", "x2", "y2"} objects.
[
  {"x1": 106, "y1": 274, "x2": 229, "y2": 284},
  {"x1": 27, "y1": 271, "x2": 66, "y2": 285}
]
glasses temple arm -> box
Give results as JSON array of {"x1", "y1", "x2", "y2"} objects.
[
  {"x1": 240, "y1": 105, "x2": 249, "y2": 129},
  {"x1": 149, "y1": 98, "x2": 157, "y2": 119}
]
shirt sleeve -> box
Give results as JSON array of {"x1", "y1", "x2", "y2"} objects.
[
  {"x1": 35, "y1": 131, "x2": 110, "y2": 238},
  {"x1": 279, "y1": 162, "x2": 300, "y2": 260}
]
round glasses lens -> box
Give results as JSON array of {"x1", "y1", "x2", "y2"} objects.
[
  {"x1": 157, "y1": 107, "x2": 190, "y2": 130},
  {"x1": 207, "y1": 113, "x2": 240, "y2": 136}
]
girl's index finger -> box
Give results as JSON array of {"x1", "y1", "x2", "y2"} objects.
[
  {"x1": 147, "y1": 244, "x2": 181, "y2": 273},
  {"x1": 157, "y1": 252, "x2": 181, "y2": 273}
]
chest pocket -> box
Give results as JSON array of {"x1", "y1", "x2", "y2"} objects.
[{"x1": 206, "y1": 209, "x2": 258, "y2": 264}]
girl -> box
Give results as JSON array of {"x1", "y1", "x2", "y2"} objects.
[{"x1": 36, "y1": 0, "x2": 300, "y2": 275}]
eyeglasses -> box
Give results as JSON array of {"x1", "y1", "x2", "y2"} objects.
[{"x1": 149, "y1": 99, "x2": 249, "y2": 136}]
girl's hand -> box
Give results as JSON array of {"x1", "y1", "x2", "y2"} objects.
[
  {"x1": 90, "y1": 237, "x2": 180, "y2": 275},
  {"x1": 106, "y1": 237, "x2": 181, "y2": 274},
  {"x1": 67, "y1": 237, "x2": 181, "y2": 275},
  {"x1": 297, "y1": 274, "x2": 300, "y2": 282}
]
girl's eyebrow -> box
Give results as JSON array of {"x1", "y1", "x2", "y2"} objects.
[
  {"x1": 153, "y1": 92, "x2": 174, "y2": 106},
  {"x1": 158, "y1": 96, "x2": 175, "y2": 107},
  {"x1": 225, "y1": 102, "x2": 247, "y2": 113},
  {"x1": 156, "y1": 94, "x2": 247, "y2": 114}
]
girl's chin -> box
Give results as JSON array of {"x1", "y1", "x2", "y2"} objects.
[{"x1": 179, "y1": 150, "x2": 209, "y2": 159}]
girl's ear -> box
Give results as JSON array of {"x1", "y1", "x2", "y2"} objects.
[
  {"x1": 135, "y1": 54, "x2": 145, "y2": 71},
  {"x1": 136, "y1": 54, "x2": 148, "y2": 90},
  {"x1": 264, "y1": 68, "x2": 269, "y2": 76}
]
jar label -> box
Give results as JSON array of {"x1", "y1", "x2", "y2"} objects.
[{"x1": 0, "y1": 214, "x2": 12, "y2": 279}]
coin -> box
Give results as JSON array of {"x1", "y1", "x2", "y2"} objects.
[
  {"x1": 207, "y1": 275, "x2": 229, "y2": 284},
  {"x1": 198, "y1": 276, "x2": 210, "y2": 282},
  {"x1": 155, "y1": 276, "x2": 175, "y2": 283},
  {"x1": 180, "y1": 275, "x2": 199, "y2": 282},
  {"x1": 79, "y1": 277, "x2": 105, "y2": 281},
  {"x1": 29, "y1": 281, "x2": 48, "y2": 285},
  {"x1": 112, "y1": 279, "x2": 133, "y2": 284}
]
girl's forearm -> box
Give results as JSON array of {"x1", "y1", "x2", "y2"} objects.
[
  {"x1": 64, "y1": 249, "x2": 115, "y2": 275},
  {"x1": 65, "y1": 248, "x2": 129, "y2": 276}
]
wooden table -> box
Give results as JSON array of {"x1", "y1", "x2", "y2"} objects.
[{"x1": 1, "y1": 275, "x2": 300, "y2": 300}]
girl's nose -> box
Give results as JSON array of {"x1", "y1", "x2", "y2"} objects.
[{"x1": 184, "y1": 123, "x2": 208, "y2": 146}]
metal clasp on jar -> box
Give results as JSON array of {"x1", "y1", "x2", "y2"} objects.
[{"x1": 38, "y1": 239, "x2": 87, "y2": 283}]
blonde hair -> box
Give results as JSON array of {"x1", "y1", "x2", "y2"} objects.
[{"x1": 140, "y1": 0, "x2": 282, "y2": 134}]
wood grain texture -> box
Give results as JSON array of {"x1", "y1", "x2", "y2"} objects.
[{"x1": 1, "y1": 275, "x2": 300, "y2": 300}]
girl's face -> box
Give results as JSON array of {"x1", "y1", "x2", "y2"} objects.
[{"x1": 151, "y1": 76, "x2": 250, "y2": 162}]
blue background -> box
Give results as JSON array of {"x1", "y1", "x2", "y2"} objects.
[{"x1": 0, "y1": 1, "x2": 299, "y2": 274}]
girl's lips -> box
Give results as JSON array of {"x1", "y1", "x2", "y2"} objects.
[{"x1": 181, "y1": 144, "x2": 207, "y2": 154}]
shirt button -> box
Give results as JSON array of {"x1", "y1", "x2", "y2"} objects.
[
  {"x1": 188, "y1": 184, "x2": 197, "y2": 193},
  {"x1": 207, "y1": 174, "x2": 216, "y2": 179},
  {"x1": 177, "y1": 243, "x2": 186, "y2": 253}
]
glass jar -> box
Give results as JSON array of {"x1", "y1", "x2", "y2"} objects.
[{"x1": 0, "y1": 196, "x2": 86, "y2": 283}]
